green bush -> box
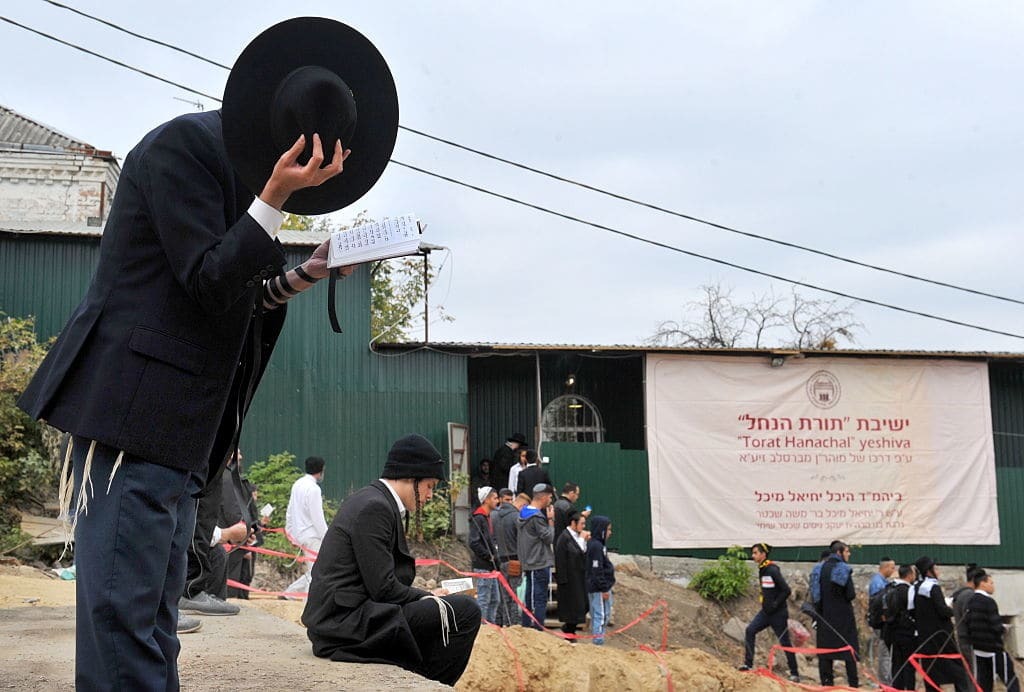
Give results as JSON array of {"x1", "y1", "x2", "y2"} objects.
[
  {"x1": 245, "y1": 451, "x2": 309, "y2": 571},
  {"x1": 413, "y1": 471, "x2": 468, "y2": 543},
  {"x1": 690, "y1": 545, "x2": 753, "y2": 602},
  {"x1": 0, "y1": 313, "x2": 57, "y2": 554}
]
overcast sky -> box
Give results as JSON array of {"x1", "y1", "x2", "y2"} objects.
[{"x1": 2, "y1": 1, "x2": 1021, "y2": 351}]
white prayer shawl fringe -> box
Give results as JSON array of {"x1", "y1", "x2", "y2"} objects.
[
  {"x1": 56, "y1": 438, "x2": 125, "y2": 557},
  {"x1": 420, "y1": 594, "x2": 458, "y2": 647}
]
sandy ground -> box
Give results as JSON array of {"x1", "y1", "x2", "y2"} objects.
[{"x1": 0, "y1": 564, "x2": 803, "y2": 691}]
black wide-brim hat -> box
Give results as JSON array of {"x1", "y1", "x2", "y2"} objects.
[{"x1": 223, "y1": 17, "x2": 398, "y2": 215}]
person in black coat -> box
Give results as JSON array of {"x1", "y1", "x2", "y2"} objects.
[
  {"x1": 554, "y1": 510, "x2": 589, "y2": 639},
  {"x1": 302, "y1": 435, "x2": 481, "y2": 686},
  {"x1": 739, "y1": 543, "x2": 800, "y2": 682},
  {"x1": 492, "y1": 433, "x2": 526, "y2": 487},
  {"x1": 913, "y1": 556, "x2": 973, "y2": 692},
  {"x1": 816, "y1": 541, "x2": 860, "y2": 688},
  {"x1": 14, "y1": 17, "x2": 394, "y2": 687},
  {"x1": 965, "y1": 571, "x2": 1018, "y2": 692}
]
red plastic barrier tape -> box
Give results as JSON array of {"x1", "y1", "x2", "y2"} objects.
[
  {"x1": 225, "y1": 578, "x2": 307, "y2": 599},
  {"x1": 907, "y1": 652, "x2": 981, "y2": 692},
  {"x1": 415, "y1": 558, "x2": 669, "y2": 646},
  {"x1": 638, "y1": 644, "x2": 675, "y2": 692},
  {"x1": 491, "y1": 623, "x2": 526, "y2": 692}
]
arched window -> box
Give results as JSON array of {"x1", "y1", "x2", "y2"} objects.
[{"x1": 541, "y1": 394, "x2": 605, "y2": 443}]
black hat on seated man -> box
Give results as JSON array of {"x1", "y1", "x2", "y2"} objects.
[
  {"x1": 381, "y1": 434, "x2": 446, "y2": 480},
  {"x1": 222, "y1": 17, "x2": 399, "y2": 215},
  {"x1": 507, "y1": 433, "x2": 528, "y2": 445}
]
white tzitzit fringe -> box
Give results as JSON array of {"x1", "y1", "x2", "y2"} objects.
[
  {"x1": 420, "y1": 594, "x2": 458, "y2": 647},
  {"x1": 56, "y1": 439, "x2": 125, "y2": 557}
]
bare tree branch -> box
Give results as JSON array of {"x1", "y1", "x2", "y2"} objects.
[{"x1": 647, "y1": 282, "x2": 862, "y2": 349}]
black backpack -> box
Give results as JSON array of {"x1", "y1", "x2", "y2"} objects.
[{"x1": 868, "y1": 582, "x2": 895, "y2": 629}]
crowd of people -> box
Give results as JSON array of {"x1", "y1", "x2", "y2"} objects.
[
  {"x1": 467, "y1": 432, "x2": 617, "y2": 644},
  {"x1": 742, "y1": 540, "x2": 1019, "y2": 692}
]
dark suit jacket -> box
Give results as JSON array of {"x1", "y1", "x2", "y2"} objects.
[
  {"x1": 302, "y1": 481, "x2": 430, "y2": 667},
  {"x1": 18, "y1": 111, "x2": 286, "y2": 474},
  {"x1": 517, "y1": 464, "x2": 552, "y2": 498}
]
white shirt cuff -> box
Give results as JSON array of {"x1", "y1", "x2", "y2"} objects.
[
  {"x1": 211, "y1": 526, "x2": 222, "y2": 547},
  {"x1": 247, "y1": 197, "x2": 284, "y2": 238}
]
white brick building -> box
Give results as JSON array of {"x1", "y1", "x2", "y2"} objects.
[{"x1": 0, "y1": 105, "x2": 120, "y2": 229}]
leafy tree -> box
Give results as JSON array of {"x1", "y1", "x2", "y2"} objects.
[
  {"x1": 284, "y1": 211, "x2": 453, "y2": 342},
  {"x1": 0, "y1": 313, "x2": 58, "y2": 553},
  {"x1": 648, "y1": 283, "x2": 861, "y2": 350}
]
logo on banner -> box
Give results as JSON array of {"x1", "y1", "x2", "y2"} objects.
[{"x1": 806, "y1": 370, "x2": 841, "y2": 409}]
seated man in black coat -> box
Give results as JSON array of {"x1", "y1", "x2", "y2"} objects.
[{"x1": 302, "y1": 435, "x2": 481, "y2": 686}]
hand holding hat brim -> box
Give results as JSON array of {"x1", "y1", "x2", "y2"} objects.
[{"x1": 223, "y1": 17, "x2": 399, "y2": 215}]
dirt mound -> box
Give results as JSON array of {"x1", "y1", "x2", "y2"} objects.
[{"x1": 458, "y1": 625, "x2": 795, "y2": 691}]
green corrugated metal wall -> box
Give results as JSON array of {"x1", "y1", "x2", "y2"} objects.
[
  {"x1": 0, "y1": 233, "x2": 468, "y2": 505},
  {"x1": 541, "y1": 441, "x2": 650, "y2": 556},
  {"x1": 249, "y1": 248, "x2": 468, "y2": 502}
]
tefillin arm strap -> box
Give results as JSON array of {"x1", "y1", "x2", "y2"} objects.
[{"x1": 328, "y1": 268, "x2": 345, "y2": 333}]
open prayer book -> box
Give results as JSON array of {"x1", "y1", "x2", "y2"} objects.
[
  {"x1": 440, "y1": 577, "x2": 475, "y2": 595},
  {"x1": 326, "y1": 214, "x2": 429, "y2": 268}
]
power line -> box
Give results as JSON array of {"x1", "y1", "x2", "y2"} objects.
[
  {"x1": 3, "y1": 13, "x2": 1022, "y2": 340},
  {"x1": 0, "y1": 16, "x2": 220, "y2": 102},
  {"x1": 398, "y1": 127, "x2": 1024, "y2": 307},
  {"x1": 38, "y1": 0, "x2": 230, "y2": 70},
  {"x1": 27, "y1": 0, "x2": 1024, "y2": 308},
  {"x1": 389, "y1": 160, "x2": 1024, "y2": 340}
]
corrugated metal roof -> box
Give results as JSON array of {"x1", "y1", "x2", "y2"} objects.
[
  {"x1": 0, "y1": 225, "x2": 329, "y2": 247},
  {"x1": 0, "y1": 105, "x2": 96, "y2": 151},
  {"x1": 378, "y1": 340, "x2": 1024, "y2": 360}
]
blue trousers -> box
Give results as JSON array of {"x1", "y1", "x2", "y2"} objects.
[
  {"x1": 521, "y1": 568, "x2": 550, "y2": 629},
  {"x1": 588, "y1": 591, "x2": 610, "y2": 644},
  {"x1": 73, "y1": 438, "x2": 200, "y2": 691},
  {"x1": 473, "y1": 568, "x2": 499, "y2": 622}
]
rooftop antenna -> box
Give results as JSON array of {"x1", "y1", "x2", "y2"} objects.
[{"x1": 172, "y1": 96, "x2": 204, "y2": 111}]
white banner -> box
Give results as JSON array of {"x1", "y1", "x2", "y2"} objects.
[{"x1": 646, "y1": 355, "x2": 998, "y2": 548}]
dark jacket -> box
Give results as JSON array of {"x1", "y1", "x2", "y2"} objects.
[
  {"x1": 302, "y1": 481, "x2": 430, "y2": 667},
  {"x1": 516, "y1": 505, "x2": 554, "y2": 571},
  {"x1": 585, "y1": 515, "x2": 615, "y2": 593},
  {"x1": 553, "y1": 496, "x2": 575, "y2": 538},
  {"x1": 951, "y1": 585, "x2": 975, "y2": 648},
  {"x1": 493, "y1": 502, "x2": 519, "y2": 560},
  {"x1": 966, "y1": 591, "x2": 1005, "y2": 654},
  {"x1": 554, "y1": 529, "x2": 588, "y2": 625},
  {"x1": 757, "y1": 560, "x2": 791, "y2": 616},
  {"x1": 491, "y1": 444, "x2": 518, "y2": 488},
  {"x1": 886, "y1": 581, "x2": 918, "y2": 646},
  {"x1": 516, "y1": 464, "x2": 551, "y2": 498},
  {"x1": 18, "y1": 110, "x2": 286, "y2": 477},
  {"x1": 914, "y1": 577, "x2": 958, "y2": 654},
  {"x1": 468, "y1": 506, "x2": 498, "y2": 570},
  {"x1": 817, "y1": 554, "x2": 859, "y2": 654}
]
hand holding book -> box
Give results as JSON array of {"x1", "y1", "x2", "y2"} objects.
[{"x1": 327, "y1": 214, "x2": 429, "y2": 268}]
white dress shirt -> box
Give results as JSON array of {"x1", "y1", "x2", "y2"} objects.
[{"x1": 285, "y1": 474, "x2": 328, "y2": 544}]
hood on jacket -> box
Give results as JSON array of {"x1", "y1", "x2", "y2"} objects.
[
  {"x1": 520, "y1": 505, "x2": 542, "y2": 520},
  {"x1": 472, "y1": 505, "x2": 489, "y2": 518},
  {"x1": 590, "y1": 515, "x2": 611, "y2": 543}
]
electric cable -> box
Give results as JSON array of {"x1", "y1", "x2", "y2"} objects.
[
  {"x1": 25, "y1": 0, "x2": 1024, "y2": 307},
  {"x1": 389, "y1": 160, "x2": 1024, "y2": 340},
  {"x1": 3, "y1": 12, "x2": 1021, "y2": 339}
]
